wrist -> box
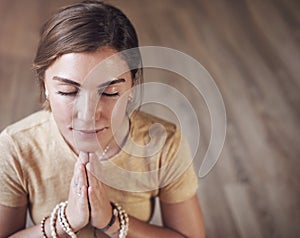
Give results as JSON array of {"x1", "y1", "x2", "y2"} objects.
[
  {"x1": 107, "y1": 202, "x2": 129, "y2": 238},
  {"x1": 105, "y1": 216, "x2": 120, "y2": 236},
  {"x1": 43, "y1": 216, "x2": 69, "y2": 238},
  {"x1": 56, "y1": 217, "x2": 70, "y2": 238},
  {"x1": 94, "y1": 203, "x2": 119, "y2": 235},
  {"x1": 46, "y1": 201, "x2": 78, "y2": 238}
]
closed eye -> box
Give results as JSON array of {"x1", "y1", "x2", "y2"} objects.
[
  {"x1": 98, "y1": 86, "x2": 120, "y2": 97},
  {"x1": 101, "y1": 92, "x2": 119, "y2": 97},
  {"x1": 57, "y1": 91, "x2": 78, "y2": 96}
]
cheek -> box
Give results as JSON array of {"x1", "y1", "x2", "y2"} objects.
[
  {"x1": 50, "y1": 96, "x2": 74, "y2": 126},
  {"x1": 110, "y1": 98, "x2": 129, "y2": 125}
]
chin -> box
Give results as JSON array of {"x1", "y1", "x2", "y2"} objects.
[{"x1": 73, "y1": 139, "x2": 101, "y2": 153}]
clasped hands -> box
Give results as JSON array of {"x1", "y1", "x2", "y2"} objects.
[{"x1": 66, "y1": 151, "x2": 112, "y2": 233}]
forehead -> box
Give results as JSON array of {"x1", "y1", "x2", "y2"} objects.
[{"x1": 45, "y1": 48, "x2": 130, "y2": 85}]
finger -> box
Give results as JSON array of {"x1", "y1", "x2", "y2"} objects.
[
  {"x1": 87, "y1": 169, "x2": 108, "y2": 204},
  {"x1": 86, "y1": 152, "x2": 104, "y2": 175},
  {"x1": 86, "y1": 153, "x2": 102, "y2": 188},
  {"x1": 79, "y1": 162, "x2": 88, "y2": 187},
  {"x1": 72, "y1": 159, "x2": 81, "y2": 188},
  {"x1": 88, "y1": 181, "x2": 112, "y2": 229},
  {"x1": 87, "y1": 166, "x2": 98, "y2": 189},
  {"x1": 75, "y1": 165, "x2": 84, "y2": 196},
  {"x1": 79, "y1": 151, "x2": 89, "y2": 165},
  {"x1": 66, "y1": 183, "x2": 90, "y2": 231},
  {"x1": 87, "y1": 178, "x2": 108, "y2": 204},
  {"x1": 86, "y1": 152, "x2": 95, "y2": 173},
  {"x1": 86, "y1": 155, "x2": 112, "y2": 228},
  {"x1": 78, "y1": 184, "x2": 88, "y2": 202},
  {"x1": 71, "y1": 159, "x2": 88, "y2": 196},
  {"x1": 88, "y1": 186, "x2": 99, "y2": 209},
  {"x1": 66, "y1": 157, "x2": 90, "y2": 231}
]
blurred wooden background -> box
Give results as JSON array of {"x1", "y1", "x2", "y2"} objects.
[{"x1": 0, "y1": 0, "x2": 299, "y2": 237}]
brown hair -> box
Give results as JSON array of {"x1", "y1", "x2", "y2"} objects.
[{"x1": 33, "y1": 0, "x2": 142, "y2": 110}]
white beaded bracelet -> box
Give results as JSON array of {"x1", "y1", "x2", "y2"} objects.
[
  {"x1": 40, "y1": 216, "x2": 48, "y2": 238},
  {"x1": 58, "y1": 201, "x2": 77, "y2": 238},
  {"x1": 113, "y1": 202, "x2": 129, "y2": 238},
  {"x1": 50, "y1": 201, "x2": 77, "y2": 238},
  {"x1": 50, "y1": 203, "x2": 61, "y2": 238}
]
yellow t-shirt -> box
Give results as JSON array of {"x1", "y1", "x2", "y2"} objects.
[{"x1": 0, "y1": 110, "x2": 198, "y2": 237}]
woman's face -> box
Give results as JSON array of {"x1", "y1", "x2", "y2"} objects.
[{"x1": 44, "y1": 47, "x2": 133, "y2": 154}]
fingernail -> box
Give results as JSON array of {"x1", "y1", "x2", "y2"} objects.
[
  {"x1": 86, "y1": 162, "x2": 91, "y2": 171},
  {"x1": 88, "y1": 152, "x2": 96, "y2": 160}
]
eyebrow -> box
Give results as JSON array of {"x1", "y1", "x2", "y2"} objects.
[
  {"x1": 52, "y1": 76, "x2": 126, "y2": 88},
  {"x1": 52, "y1": 76, "x2": 81, "y2": 87},
  {"x1": 98, "y1": 78, "x2": 126, "y2": 88}
]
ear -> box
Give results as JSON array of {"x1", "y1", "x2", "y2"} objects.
[
  {"x1": 128, "y1": 94, "x2": 133, "y2": 102},
  {"x1": 44, "y1": 84, "x2": 49, "y2": 99},
  {"x1": 128, "y1": 87, "x2": 135, "y2": 101}
]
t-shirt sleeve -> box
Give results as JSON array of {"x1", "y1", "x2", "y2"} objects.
[
  {"x1": 158, "y1": 132, "x2": 198, "y2": 203},
  {"x1": 0, "y1": 130, "x2": 28, "y2": 207}
]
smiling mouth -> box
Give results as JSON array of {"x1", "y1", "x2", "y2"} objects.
[{"x1": 72, "y1": 128, "x2": 107, "y2": 134}]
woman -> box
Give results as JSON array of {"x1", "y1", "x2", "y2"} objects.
[{"x1": 0, "y1": 1, "x2": 205, "y2": 237}]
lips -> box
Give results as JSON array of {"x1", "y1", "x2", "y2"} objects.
[{"x1": 72, "y1": 127, "x2": 108, "y2": 134}]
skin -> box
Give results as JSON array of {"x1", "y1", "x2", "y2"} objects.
[
  {"x1": 0, "y1": 47, "x2": 205, "y2": 237},
  {"x1": 45, "y1": 47, "x2": 132, "y2": 155}
]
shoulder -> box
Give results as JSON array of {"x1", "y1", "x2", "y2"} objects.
[
  {"x1": 130, "y1": 110, "x2": 180, "y2": 139},
  {"x1": 2, "y1": 110, "x2": 51, "y2": 135},
  {"x1": 0, "y1": 110, "x2": 53, "y2": 151},
  {"x1": 1, "y1": 110, "x2": 51, "y2": 137},
  {"x1": 0, "y1": 111, "x2": 55, "y2": 207},
  {"x1": 129, "y1": 110, "x2": 184, "y2": 162}
]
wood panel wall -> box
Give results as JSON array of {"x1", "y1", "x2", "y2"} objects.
[{"x1": 0, "y1": 0, "x2": 299, "y2": 237}]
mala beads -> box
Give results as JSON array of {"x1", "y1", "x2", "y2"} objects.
[
  {"x1": 48, "y1": 201, "x2": 77, "y2": 238},
  {"x1": 40, "y1": 216, "x2": 48, "y2": 238},
  {"x1": 113, "y1": 202, "x2": 129, "y2": 238},
  {"x1": 43, "y1": 201, "x2": 129, "y2": 238}
]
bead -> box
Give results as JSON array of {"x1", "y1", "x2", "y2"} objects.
[
  {"x1": 113, "y1": 202, "x2": 129, "y2": 238},
  {"x1": 58, "y1": 201, "x2": 77, "y2": 238},
  {"x1": 40, "y1": 216, "x2": 49, "y2": 238}
]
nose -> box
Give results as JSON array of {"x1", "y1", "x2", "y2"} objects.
[{"x1": 76, "y1": 92, "x2": 101, "y2": 122}]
